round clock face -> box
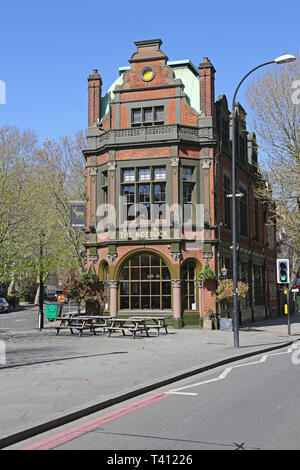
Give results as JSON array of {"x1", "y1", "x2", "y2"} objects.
[{"x1": 141, "y1": 67, "x2": 155, "y2": 82}]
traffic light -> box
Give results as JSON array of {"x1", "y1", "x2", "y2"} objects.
[{"x1": 276, "y1": 259, "x2": 290, "y2": 284}]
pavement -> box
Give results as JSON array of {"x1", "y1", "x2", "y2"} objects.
[{"x1": 0, "y1": 310, "x2": 300, "y2": 449}]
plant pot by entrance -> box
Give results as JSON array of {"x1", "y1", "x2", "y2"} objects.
[{"x1": 220, "y1": 317, "x2": 233, "y2": 330}]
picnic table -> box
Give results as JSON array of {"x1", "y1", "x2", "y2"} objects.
[
  {"x1": 55, "y1": 315, "x2": 112, "y2": 336},
  {"x1": 129, "y1": 316, "x2": 169, "y2": 335},
  {"x1": 105, "y1": 317, "x2": 150, "y2": 339}
]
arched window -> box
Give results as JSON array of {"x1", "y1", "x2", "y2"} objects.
[
  {"x1": 181, "y1": 262, "x2": 196, "y2": 311},
  {"x1": 119, "y1": 253, "x2": 171, "y2": 310}
]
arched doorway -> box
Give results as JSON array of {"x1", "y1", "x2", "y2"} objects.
[{"x1": 118, "y1": 252, "x2": 171, "y2": 310}]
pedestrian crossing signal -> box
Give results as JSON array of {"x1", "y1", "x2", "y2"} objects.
[{"x1": 276, "y1": 259, "x2": 290, "y2": 284}]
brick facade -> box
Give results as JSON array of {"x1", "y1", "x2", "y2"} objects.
[{"x1": 83, "y1": 39, "x2": 278, "y2": 327}]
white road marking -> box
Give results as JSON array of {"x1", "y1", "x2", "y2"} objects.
[{"x1": 167, "y1": 342, "x2": 300, "y2": 395}]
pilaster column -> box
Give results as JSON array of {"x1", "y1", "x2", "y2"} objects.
[
  {"x1": 109, "y1": 280, "x2": 118, "y2": 317},
  {"x1": 172, "y1": 279, "x2": 182, "y2": 327}
]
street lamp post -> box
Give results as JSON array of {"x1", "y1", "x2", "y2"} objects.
[
  {"x1": 231, "y1": 54, "x2": 296, "y2": 348},
  {"x1": 38, "y1": 231, "x2": 45, "y2": 330}
]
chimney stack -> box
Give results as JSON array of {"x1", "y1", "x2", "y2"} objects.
[
  {"x1": 198, "y1": 58, "x2": 215, "y2": 117},
  {"x1": 88, "y1": 69, "x2": 102, "y2": 127}
]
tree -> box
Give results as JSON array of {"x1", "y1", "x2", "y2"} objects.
[
  {"x1": 246, "y1": 56, "x2": 300, "y2": 285},
  {"x1": 0, "y1": 126, "x2": 38, "y2": 281},
  {"x1": 0, "y1": 125, "x2": 88, "y2": 298}
]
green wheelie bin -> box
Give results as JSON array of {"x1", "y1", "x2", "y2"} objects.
[{"x1": 45, "y1": 302, "x2": 61, "y2": 321}]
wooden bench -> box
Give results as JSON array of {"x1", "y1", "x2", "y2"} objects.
[
  {"x1": 105, "y1": 318, "x2": 150, "y2": 339},
  {"x1": 129, "y1": 316, "x2": 169, "y2": 335},
  {"x1": 55, "y1": 316, "x2": 112, "y2": 337}
]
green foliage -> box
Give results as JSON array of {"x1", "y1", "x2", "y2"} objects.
[
  {"x1": 62, "y1": 269, "x2": 103, "y2": 305},
  {"x1": 0, "y1": 125, "x2": 87, "y2": 287},
  {"x1": 15, "y1": 280, "x2": 36, "y2": 302},
  {"x1": 198, "y1": 265, "x2": 216, "y2": 281}
]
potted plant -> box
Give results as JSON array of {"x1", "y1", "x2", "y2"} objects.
[
  {"x1": 203, "y1": 308, "x2": 219, "y2": 330},
  {"x1": 198, "y1": 266, "x2": 216, "y2": 282}
]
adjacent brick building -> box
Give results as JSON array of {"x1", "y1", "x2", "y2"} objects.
[{"x1": 83, "y1": 39, "x2": 278, "y2": 326}]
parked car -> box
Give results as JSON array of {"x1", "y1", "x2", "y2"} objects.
[{"x1": 0, "y1": 298, "x2": 9, "y2": 313}]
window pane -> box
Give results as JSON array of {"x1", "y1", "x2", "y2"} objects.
[
  {"x1": 151, "y1": 282, "x2": 160, "y2": 295},
  {"x1": 141, "y1": 296, "x2": 150, "y2": 309},
  {"x1": 162, "y1": 296, "x2": 171, "y2": 309},
  {"x1": 141, "y1": 255, "x2": 149, "y2": 266},
  {"x1": 183, "y1": 167, "x2": 194, "y2": 180},
  {"x1": 154, "y1": 167, "x2": 166, "y2": 180},
  {"x1": 141, "y1": 282, "x2": 150, "y2": 295},
  {"x1": 123, "y1": 169, "x2": 135, "y2": 182},
  {"x1": 154, "y1": 183, "x2": 166, "y2": 203},
  {"x1": 131, "y1": 297, "x2": 140, "y2": 309},
  {"x1": 120, "y1": 282, "x2": 129, "y2": 295},
  {"x1": 155, "y1": 107, "x2": 164, "y2": 121},
  {"x1": 132, "y1": 109, "x2": 141, "y2": 123},
  {"x1": 183, "y1": 183, "x2": 193, "y2": 203},
  {"x1": 151, "y1": 296, "x2": 160, "y2": 309},
  {"x1": 139, "y1": 168, "x2": 150, "y2": 181},
  {"x1": 144, "y1": 108, "x2": 153, "y2": 122},
  {"x1": 120, "y1": 297, "x2": 129, "y2": 309},
  {"x1": 123, "y1": 185, "x2": 135, "y2": 203},
  {"x1": 139, "y1": 184, "x2": 150, "y2": 203}
]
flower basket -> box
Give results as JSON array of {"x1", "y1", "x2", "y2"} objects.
[{"x1": 198, "y1": 266, "x2": 216, "y2": 282}]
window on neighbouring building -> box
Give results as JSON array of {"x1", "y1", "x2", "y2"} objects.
[
  {"x1": 224, "y1": 175, "x2": 231, "y2": 229},
  {"x1": 239, "y1": 187, "x2": 248, "y2": 236},
  {"x1": 255, "y1": 198, "x2": 260, "y2": 241}
]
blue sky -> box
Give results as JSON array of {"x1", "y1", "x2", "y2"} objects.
[{"x1": 0, "y1": 0, "x2": 299, "y2": 142}]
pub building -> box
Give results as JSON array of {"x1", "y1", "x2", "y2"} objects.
[{"x1": 83, "y1": 39, "x2": 278, "y2": 327}]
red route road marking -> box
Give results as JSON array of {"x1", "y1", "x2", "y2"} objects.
[{"x1": 22, "y1": 392, "x2": 170, "y2": 450}]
